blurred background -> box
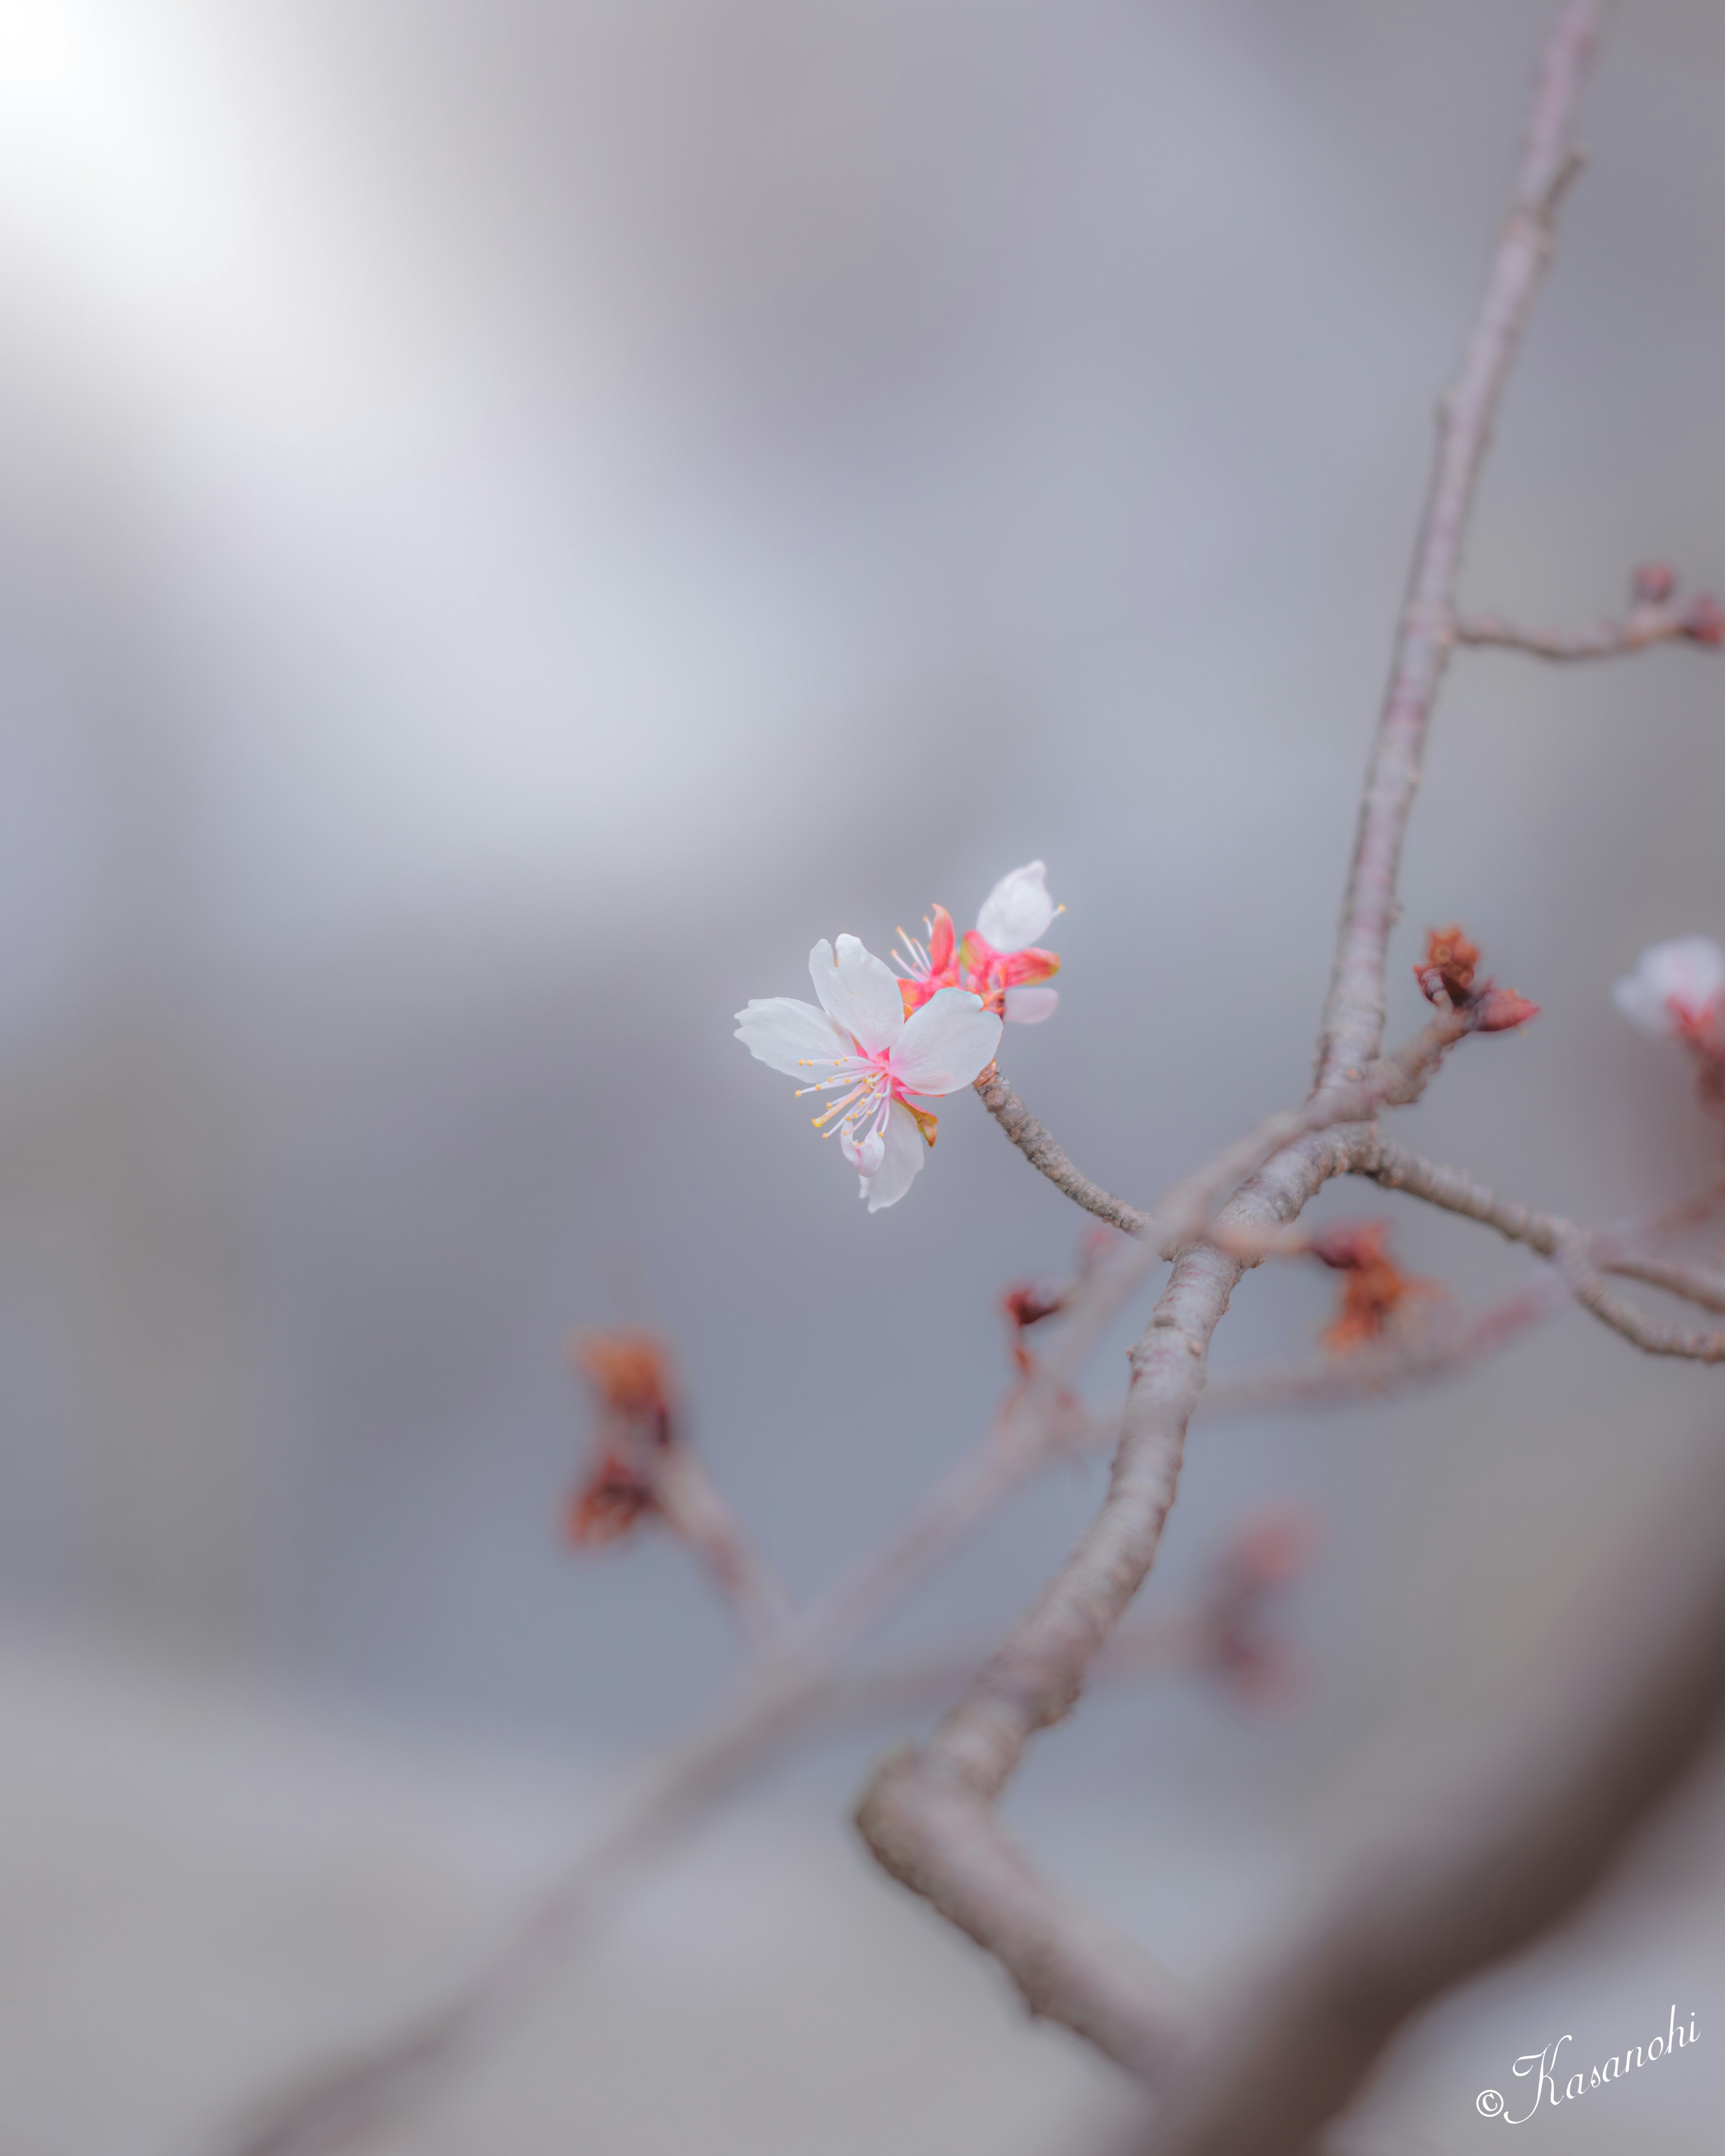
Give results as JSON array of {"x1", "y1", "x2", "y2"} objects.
[{"x1": 0, "y1": 0, "x2": 1724, "y2": 2148}]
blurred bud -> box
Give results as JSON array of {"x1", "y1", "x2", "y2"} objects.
[
  {"x1": 1003, "y1": 1282, "x2": 1066, "y2": 1331},
  {"x1": 1224, "y1": 1507, "x2": 1319, "y2": 1591},
  {"x1": 1309, "y1": 1219, "x2": 1442, "y2": 1354},
  {"x1": 1002, "y1": 1279, "x2": 1066, "y2": 1375},
  {"x1": 1681, "y1": 593, "x2": 1725, "y2": 646},
  {"x1": 1205, "y1": 1505, "x2": 1321, "y2": 1707},
  {"x1": 1632, "y1": 561, "x2": 1677, "y2": 607},
  {"x1": 566, "y1": 1331, "x2": 677, "y2": 1549}
]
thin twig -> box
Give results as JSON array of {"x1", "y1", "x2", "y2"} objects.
[
  {"x1": 973, "y1": 1065, "x2": 1153, "y2": 1235},
  {"x1": 1453, "y1": 601, "x2": 1705, "y2": 659},
  {"x1": 1360, "y1": 1139, "x2": 1725, "y2": 1359},
  {"x1": 1602, "y1": 1249, "x2": 1725, "y2": 1318},
  {"x1": 979, "y1": 1007, "x2": 1468, "y2": 1255},
  {"x1": 1314, "y1": 0, "x2": 1602, "y2": 1089}
]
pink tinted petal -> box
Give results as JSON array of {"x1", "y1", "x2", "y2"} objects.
[
  {"x1": 863, "y1": 1101, "x2": 925, "y2": 1211},
  {"x1": 1004, "y1": 985, "x2": 1059, "y2": 1025},
  {"x1": 975, "y1": 862, "x2": 1055, "y2": 954},
  {"x1": 809, "y1": 935, "x2": 905, "y2": 1053},
  {"x1": 889, "y1": 987, "x2": 1002, "y2": 1094},
  {"x1": 735, "y1": 997, "x2": 853, "y2": 1075},
  {"x1": 842, "y1": 1124, "x2": 887, "y2": 1175},
  {"x1": 1613, "y1": 935, "x2": 1725, "y2": 1038}
]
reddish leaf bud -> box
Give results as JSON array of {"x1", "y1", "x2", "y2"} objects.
[
  {"x1": 1632, "y1": 561, "x2": 1677, "y2": 607},
  {"x1": 1681, "y1": 593, "x2": 1725, "y2": 646},
  {"x1": 1473, "y1": 986, "x2": 1541, "y2": 1033}
]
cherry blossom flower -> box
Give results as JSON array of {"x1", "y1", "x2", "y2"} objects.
[
  {"x1": 1613, "y1": 935, "x2": 1725, "y2": 1047},
  {"x1": 895, "y1": 860, "x2": 1063, "y2": 1025},
  {"x1": 736, "y1": 935, "x2": 1001, "y2": 1211}
]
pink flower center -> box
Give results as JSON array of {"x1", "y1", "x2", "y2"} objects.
[{"x1": 796, "y1": 1044, "x2": 902, "y2": 1154}]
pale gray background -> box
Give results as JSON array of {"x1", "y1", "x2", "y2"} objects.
[{"x1": 0, "y1": 2, "x2": 1723, "y2": 2150}]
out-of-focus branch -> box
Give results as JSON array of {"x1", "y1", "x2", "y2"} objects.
[
  {"x1": 565, "y1": 1332, "x2": 791, "y2": 1645},
  {"x1": 1314, "y1": 0, "x2": 1602, "y2": 1089},
  {"x1": 1604, "y1": 1249, "x2": 1725, "y2": 1318},
  {"x1": 1361, "y1": 1139, "x2": 1725, "y2": 1360},
  {"x1": 1455, "y1": 565, "x2": 1725, "y2": 660},
  {"x1": 1194, "y1": 1280, "x2": 1564, "y2": 1419},
  {"x1": 650, "y1": 1451, "x2": 794, "y2": 1644},
  {"x1": 213, "y1": 1235, "x2": 1170, "y2": 2156},
  {"x1": 1554, "y1": 1227, "x2": 1725, "y2": 1362},
  {"x1": 1138, "y1": 1436, "x2": 1725, "y2": 2156},
  {"x1": 827, "y1": 1513, "x2": 1313, "y2": 1730}
]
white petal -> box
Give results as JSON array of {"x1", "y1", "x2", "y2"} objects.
[
  {"x1": 809, "y1": 935, "x2": 904, "y2": 1054},
  {"x1": 889, "y1": 986, "x2": 1003, "y2": 1094},
  {"x1": 1004, "y1": 985, "x2": 1060, "y2": 1025},
  {"x1": 975, "y1": 861, "x2": 1055, "y2": 954},
  {"x1": 842, "y1": 1123, "x2": 887, "y2": 1175},
  {"x1": 862, "y1": 1100, "x2": 926, "y2": 1211},
  {"x1": 735, "y1": 997, "x2": 853, "y2": 1076},
  {"x1": 1613, "y1": 935, "x2": 1725, "y2": 1037}
]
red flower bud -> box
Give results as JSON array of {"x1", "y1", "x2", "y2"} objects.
[
  {"x1": 1632, "y1": 561, "x2": 1677, "y2": 607},
  {"x1": 1473, "y1": 986, "x2": 1541, "y2": 1033}
]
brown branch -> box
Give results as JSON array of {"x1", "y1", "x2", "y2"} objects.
[
  {"x1": 1604, "y1": 1249, "x2": 1725, "y2": 1318},
  {"x1": 1150, "y1": 1012, "x2": 1469, "y2": 1257},
  {"x1": 1554, "y1": 1228, "x2": 1725, "y2": 1362},
  {"x1": 825, "y1": 1606, "x2": 1199, "y2": 1730},
  {"x1": 979, "y1": 1007, "x2": 1469, "y2": 1260},
  {"x1": 1453, "y1": 599, "x2": 1713, "y2": 659},
  {"x1": 858, "y1": 0, "x2": 1608, "y2": 2072},
  {"x1": 1314, "y1": 0, "x2": 1602, "y2": 1089},
  {"x1": 1138, "y1": 1435, "x2": 1725, "y2": 2156},
  {"x1": 857, "y1": 1125, "x2": 1352, "y2": 2079},
  {"x1": 974, "y1": 1065, "x2": 1153, "y2": 1236},
  {"x1": 1360, "y1": 1139, "x2": 1725, "y2": 1360}
]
